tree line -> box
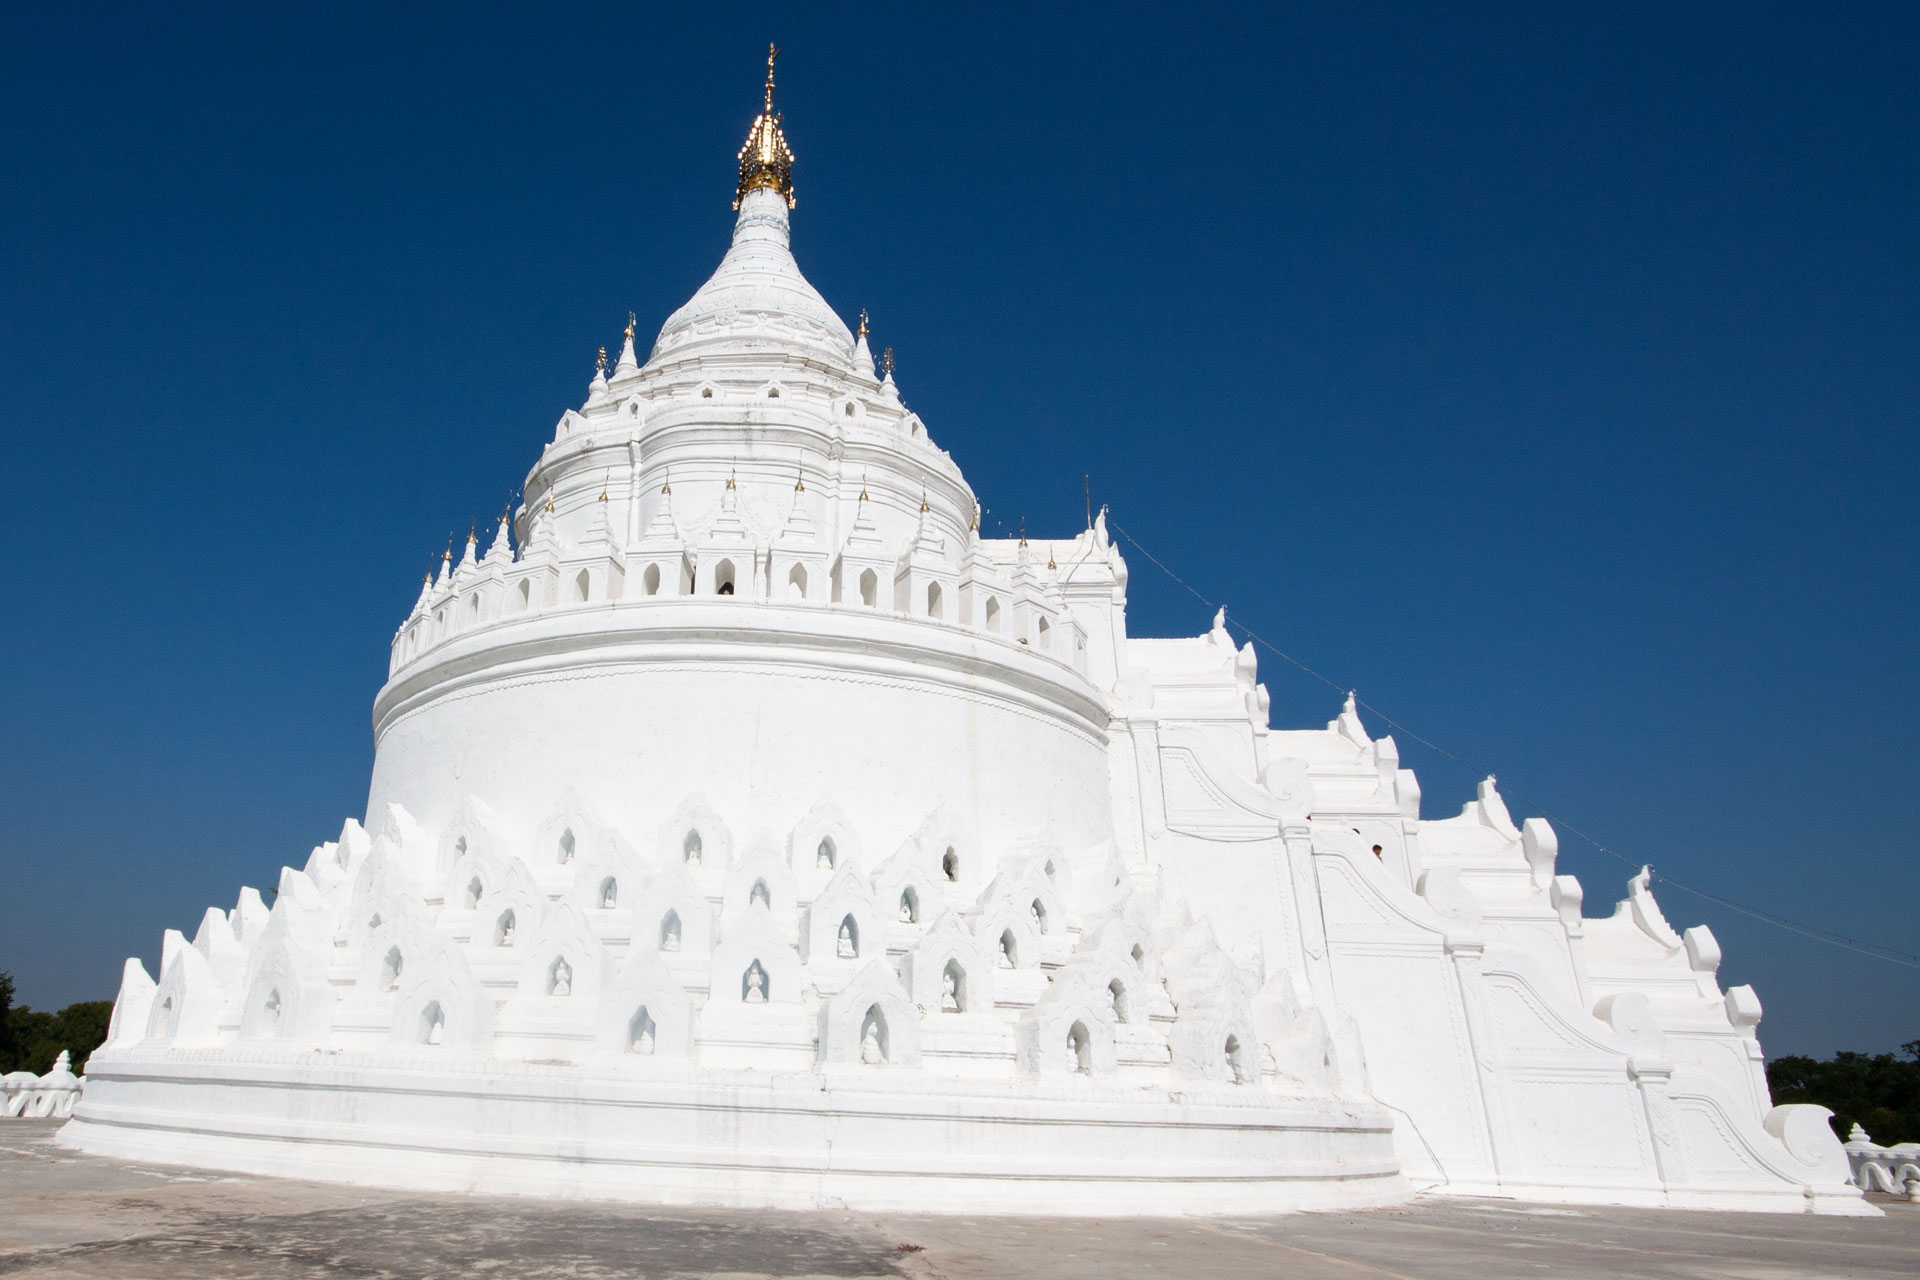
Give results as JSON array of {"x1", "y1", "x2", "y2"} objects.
[
  {"x1": 1766, "y1": 1043, "x2": 1920, "y2": 1145},
  {"x1": 0, "y1": 972, "x2": 113, "y2": 1077}
]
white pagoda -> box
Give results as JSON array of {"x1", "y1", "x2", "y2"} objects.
[{"x1": 63, "y1": 50, "x2": 1867, "y2": 1216}]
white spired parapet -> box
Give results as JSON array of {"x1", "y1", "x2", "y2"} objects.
[
  {"x1": 61, "y1": 52, "x2": 1869, "y2": 1216},
  {"x1": 3, "y1": 1051, "x2": 82, "y2": 1119}
]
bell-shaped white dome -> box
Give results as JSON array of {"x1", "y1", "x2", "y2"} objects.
[{"x1": 647, "y1": 188, "x2": 854, "y2": 369}]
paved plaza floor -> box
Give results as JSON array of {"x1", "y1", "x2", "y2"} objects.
[{"x1": 3, "y1": 1119, "x2": 1917, "y2": 1279}]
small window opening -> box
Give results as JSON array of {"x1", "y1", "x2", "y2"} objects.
[
  {"x1": 844, "y1": 402, "x2": 855, "y2": 417},
  {"x1": 263, "y1": 989, "x2": 282, "y2": 1033},
  {"x1": 1372, "y1": 844, "x2": 1384, "y2": 859},
  {"x1": 701, "y1": 386, "x2": 713, "y2": 399},
  {"x1": 1109, "y1": 978, "x2": 1130, "y2": 1023},
  {"x1": 787, "y1": 563, "x2": 807, "y2": 601},
  {"x1": 750, "y1": 879, "x2": 771, "y2": 909},
  {"x1": 714, "y1": 559, "x2": 736, "y2": 596},
  {"x1": 985, "y1": 597, "x2": 1001, "y2": 633},
  {"x1": 516, "y1": 579, "x2": 531, "y2": 612},
  {"x1": 683, "y1": 830, "x2": 703, "y2": 864},
  {"x1": 768, "y1": 386, "x2": 780, "y2": 398},
  {"x1": 941, "y1": 848, "x2": 959, "y2": 882},
  {"x1": 998, "y1": 930, "x2": 1018, "y2": 969},
  {"x1": 899, "y1": 887, "x2": 919, "y2": 923},
  {"x1": 575, "y1": 569, "x2": 591, "y2": 602},
  {"x1": 597, "y1": 877, "x2": 618, "y2": 908},
  {"x1": 1068, "y1": 1021, "x2": 1092, "y2": 1074},
  {"x1": 495, "y1": 910, "x2": 517, "y2": 946},
  {"x1": 628, "y1": 1007, "x2": 656, "y2": 1054},
  {"x1": 464, "y1": 877, "x2": 483, "y2": 909},
  {"x1": 816, "y1": 837, "x2": 836, "y2": 870},
  {"x1": 1226, "y1": 1034, "x2": 1253, "y2": 1084},
  {"x1": 860, "y1": 1005, "x2": 888, "y2": 1064},
  {"x1": 643, "y1": 562, "x2": 662, "y2": 596},
  {"x1": 660, "y1": 910, "x2": 682, "y2": 951},
  {"x1": 558, "y1": 828, "x2": 575, "y2": 864},
  {"x1": 941, "y1": 959, "x2": 966, "y2": 1013},
  {"x1": 859, "y1": 568, "x2": 877, "y2": 607},
  {"x1": 1130, "y1": 943, "x2": 1145, "y2": 965},
  {"x1": 379, "y1": 947, "x2": 403, "y2": 992},
  {"x1": 1030, "y1": 898, "x2": 1048, "y2": 933},
  {"x1": 419, "y1": 1000, "x2": 445, "y2": 1045},
  {"x1": 927, "y1": 582, "x2": 944, "y2": 620}
]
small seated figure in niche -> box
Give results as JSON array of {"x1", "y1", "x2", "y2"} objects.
[
  {"x1": 861, "y1": 1019, "x2": 884, "y2": 1065},
  {"x1": 997, "y1": 934, "x2": 1014, "y2": 969},
  {"x1": 898, "y1": 893, "x2": 915, "y2": 923},
  {"x1": 551, "y1": 958, "x2": 573, "y2": 997},
  {"x1": 940, "y1": 969, "x2": 961, "y2": 1013},
  {"x1": 836, "y1": 921, "x2": 856, "y2": 959},
  {"x1": 1030, "y1": 901, "x2": 1044, "y2": 928},
  {"x1": 816, "y1": 839, "x2": 834, "y2": 870},
  {"x1": 633, "y1": 1021, "x2": 655, "y2": 1054},
  {"x1": 426, "y1": 1016, "x2": 444, "y2": 1046},
  {"x1": 497, "y1": 912, "x2": 516, "y2": 946},
  {"x1": 717, "y1": 580, "x2": 735, "y2": 596},
  {"x1": 661, "y1": 914, "x2": 682, "y2": 951},
  {"x1": 744, "y1": 962, "x2": 768, "y2": 1004}
]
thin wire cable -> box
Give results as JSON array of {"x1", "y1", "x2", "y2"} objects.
[{"x1": 1107, "y1": 519, "x2": 1920, "y2": 969}]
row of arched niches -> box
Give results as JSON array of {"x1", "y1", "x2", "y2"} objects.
[{"x1": 187, "y1": 791, "x2": 1353, "y2": 1093}]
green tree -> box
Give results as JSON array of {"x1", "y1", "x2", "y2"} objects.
[
  {"x1": 0, "y1": 971, "x2": 14, "y2": 1069},
  {"x1": 1768, "y1": 1043, "x2": 1920, "y2": 1145}
]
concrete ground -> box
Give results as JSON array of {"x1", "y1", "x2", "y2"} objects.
[{"x1": 3, "y1": 1120, "x2": 1916, "y2": 1279}]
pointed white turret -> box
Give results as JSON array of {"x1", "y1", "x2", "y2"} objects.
[
  {"x1": 484, "y1": 512, "x2": 512, "y2": 564},
  {"x1": 854, "y1": 310, "x2": 876, "y2": 381},
  {"x1": 613, "y1": 312, "x2": 640, "y2": 378}
]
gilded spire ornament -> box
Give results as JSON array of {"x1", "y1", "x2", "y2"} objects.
[
  {"x1": 881, "y1": 346, "x2": 895, "y2": 377},
  {"x1": 624, "y1": 312, "x2": 636, "y2": 340},
  {"x1": 595, "y1": 346, "x2": 608, "y2": 374},
  {"x1": 734, "y1": 43, "x2": 796, "y2": 210},
  {"x1": 858, "y1": 309, "x2": 869, "y2": 337},
  {"x1": 1019, "y1": 518, "x2": 1028, "y2": 548}
]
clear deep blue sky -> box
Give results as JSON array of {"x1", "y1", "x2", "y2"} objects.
[{"x1": 1, "y1": 4, "x2": 1913, "y2": 1056}]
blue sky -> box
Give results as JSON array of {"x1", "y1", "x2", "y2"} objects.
[{"x1": 0, "y1": 3, "x2": 1913, "y2": 1057}]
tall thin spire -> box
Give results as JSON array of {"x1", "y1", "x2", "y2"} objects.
[{"x1": 735, "y1": 43, "x2": 796, "y2": 210}]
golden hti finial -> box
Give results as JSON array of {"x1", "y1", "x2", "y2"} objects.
[
  {"x1": 467, "y1": 519, "x2": 477, "y2": 545},
  {"x1": 734, "y1": 42, "x2": 795, "y2": 210},
  {"x1": 881, "y1": 346, "x2": 895, "y2": 378},
  {"x1": 858, "y1": 470, "x2": 869, "y2": 503},
  {"x1": 545, "y1": 489, "x2": 555, "y2": 513},
  {"x1": 624, "y1": 311, "x2": 636, "y2": 340},
  {"x1": 726, "y1": 468, "x2": 736, "y2": 490},
  {"x1": 1047, "y1": 545, "x2": 1057, "y2": 570},
  {"x1": 920, "y1": 490, "x2": 929, "y2": 513},
  {"x1": 595, "y1": 345, "x2": 607, "y2": 375},
  {"x1": 858, "y1": 309, "x2": 869, "y2": 337},
  {"x1": 442, "y1": 538, "x2": 453, "y2": 562},
  {"x1": 598, "y1": 470, "x2": 609, "y2": 502},
  {"x1": 970, "y1": 506, "x2": 979, "y2": 532},
  {"x1": 794, "y1": 469, "x2": 805, "y2": 492},
  {"x1": 1019, "y1": 517, "x2": 1028, "y2": 548}
]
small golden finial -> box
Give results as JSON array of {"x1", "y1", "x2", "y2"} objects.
[
  {"x1": 442, "y1": 538, "x2": 453, "y2": 562},
  {"x1": 794, "y1": 470, "x2": 805, "y2": 492},
  {"x1": 1047, "y1": 545, "x2": 1057, "y2": 570},
  {"x1": 970, "y1": 506, "x2": 979, "y2": 532},
  {"x1": 467, "y1": 519, "x2": 477, "y2": 544},
  {"x1": 1019, "y1": 517, "x2": 1028, "y2": 548},
  {"x1": 624, "y1": 311, "x2": 636, "y2": 340},
  {"x1": 726, "y1": 468, "x2": 736, "y2": 490},
  {"x1": 920, "y1": 490, "x2": 929, "y2": 513},
  {"x1": 598, "y1": 471, "x2": 609, "y2": 502},
  {"x1": 661, "y1": 466, "x2": 672, "y2": 495},
  {"x1": 765, "y1": 42, "x2": 778, "y2": 112},
  {"x1": 545, "y1": 490, "x2": 554, "y2": 513},
  {"x1": 858, "y1": 309, "x2": 869, "y2": 337},
  {"x1": 881, "y1": 346, "x2": 895, "y2": 377},
  {"x1": 595, "y1": 346, "x2": 607, "y2": 374}
]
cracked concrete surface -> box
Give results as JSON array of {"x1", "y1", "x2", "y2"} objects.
[{"x1": 3, "y1": 1121, "x2": 1916, "y2": 1278}]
